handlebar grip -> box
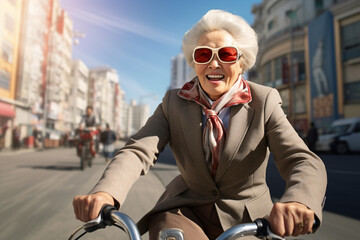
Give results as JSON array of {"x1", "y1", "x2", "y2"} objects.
[
  {"x1": 255, "y1": 215, "x2": 320, "y2": 238},
  {"x1": 312, "y1": 215, "x2": 320, "y2": 233},
  {"x1": 254, "y1": 218, "x2": 270, "y2": 238},
  {"x1": 101, "y1": 204, "x2": 116, "y2": 226}
]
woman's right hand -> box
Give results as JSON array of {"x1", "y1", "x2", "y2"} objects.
[{"x1": 73, "y1": 191, "x2": 115, "y2": 222}]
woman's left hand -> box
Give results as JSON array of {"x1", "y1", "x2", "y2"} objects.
[{"x1": 268, "y1": 202, "x2": 315, "y2": 237}]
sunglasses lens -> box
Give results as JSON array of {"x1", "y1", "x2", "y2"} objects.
[
  {"x1": 194, "y1": 48, "x2": 213, "y2": 63},
  {"x1": 218, "y1": 47, "x2": 238, "y2": 62}
]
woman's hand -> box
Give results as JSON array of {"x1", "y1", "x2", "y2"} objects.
[
  {"x1": 268, "y1": 202, "x2": 315, "y2": 237},
  {"x1": 73, "y1": 192, "x2": 115, "y2": 222}
]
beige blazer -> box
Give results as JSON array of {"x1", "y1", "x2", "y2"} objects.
[{"x1": 90, "y1": 81, "x2": 327, "y2": 235}]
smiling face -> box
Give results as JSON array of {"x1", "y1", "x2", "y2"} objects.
[{"x1": 194, "y1": 30, "x2": 243, "y2": 101}]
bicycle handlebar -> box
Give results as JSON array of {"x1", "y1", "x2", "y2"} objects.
[
  {"x1": 68, "y1": 205, "x2": 141, "y2": 240},
  {"x1": 69, "y1": 205, "x2": 319, "y2": 240}
]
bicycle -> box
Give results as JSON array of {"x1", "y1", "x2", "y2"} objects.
[
  {"x1": 68, "y1": 205, "x2": 300, "y2": 240},
  {"x1": 76, "y1": 127, "x2": 98, "y2": 170}
]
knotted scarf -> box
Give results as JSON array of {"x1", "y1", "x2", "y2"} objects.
[{"x1": 178, "y1": 76, "x2": 252, "y2": 177}]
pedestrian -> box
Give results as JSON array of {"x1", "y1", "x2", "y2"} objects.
[
  {"x1": 306, "y1": 122, "x2": 319, "y2": 152},
  {"x1": 0, "y1": 123, "x2": 8, "y2": 150},
  {"x1": 12, "y1": 126, "x2": 20, "y2": 150},
  {"x1": 100, "y1": 123, "x2": 117, "y2": 163},
  {"x1": 32, "y1": 127, "x2": 43, "y2": 150},
  {"x1": 72, "y1": 10, "x2": 327, "y2": 239}
]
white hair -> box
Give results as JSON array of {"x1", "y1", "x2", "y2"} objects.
[{"x1": 182, "y1": 9, "x2": 258, "y2": 72}]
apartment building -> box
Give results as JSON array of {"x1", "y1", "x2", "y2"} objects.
[
  {"x1": 0, "y1": 0, "x2": 23, "y2": 148},
  {"x1": 88, "y1": 67, "x2": 119, "y2": 130},
  {"x1": 169, "y1": 53, "x2": 195, "y2": 90},
  {"x1": 70, "y1": 60, "x2": 89, "y2": 129},
  {"x1": 250, "y1": 0, "x2": 360, "y2": 134}
]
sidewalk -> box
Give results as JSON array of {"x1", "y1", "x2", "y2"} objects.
[
  {"x1": 0, "y1": 147, "x2": 37, "y2": 156},
  {"x1": 0, "y1": 139, "x2": 128, "y2": 156}
]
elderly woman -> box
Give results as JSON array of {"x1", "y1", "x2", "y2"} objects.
[{"x1": 73, "y1": 10, "x2": 327, "y2": 239}]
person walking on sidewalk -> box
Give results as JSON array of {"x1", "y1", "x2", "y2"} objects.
[
  {"x1": 306, "y1": 122, "x2": 319, "y2": 152},
  {"x1": 100, "y1": 123, "x2": 117, "y2": 163},
  {"x1": 12, "y1": 126, "x2": 20, "y2": 150},
  {"x1": 73, "y1": 10, "x2": 327, "y2": 240},
  {"x1": 32, "y1": 126, "x2": 43, "y2": 150}
]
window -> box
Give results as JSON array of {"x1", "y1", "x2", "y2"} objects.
[
  {"x1": 344, "y1": 81, "x2": 360, "y2": 103},
  {"x1": 2, "y1": 40, "x2": 13, "y2": 63},
  {"x1": 341, "y1": 21, "x2": 360, "y2": 61},
  {"x1": 264, "y1": 62, "x2": 272, "y2": 86},
  {"x1": 282, "y1": 56, "x2": 290, "y2": 84},
  {"x1": 0, "y1": 69, "x2": 10, "y2": 90},
  {"x1": 274, "y1": 55, "x2": 290, "y2": 86},
  {"x1": 268, "y1": 20, "x2": 274, "y2": 31},
  {"x1": 315, "y1": 0, "x2": 324, "y2": 15},
  {"x1": 4, "y1": 14, "x2": 15, "y2": 33},
  {"x1": 274, "y1": 57, "x2": 281, "y2": 81},
  {"x1": 292, "y1": 51, "x2": 305, "y2": 82}
]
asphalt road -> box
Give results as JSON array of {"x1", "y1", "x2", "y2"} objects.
[{"x1": 0, "y1": 145, "x2": 359, "y2": 239}]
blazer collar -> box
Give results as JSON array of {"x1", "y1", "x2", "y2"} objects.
[
  {"x1": 215, "y1": 103, "x2": 254, "y2": 181},
  {"x1": 178, "y1": 100, "x2": 254, "y2": 183}
]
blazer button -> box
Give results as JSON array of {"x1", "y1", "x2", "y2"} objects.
[{"x1": 211, "y1": 189, "x2": 219, "y2": 197}]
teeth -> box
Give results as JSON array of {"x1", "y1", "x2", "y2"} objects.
[{"x1": 207, "y1": 75, "x2": 224, "y2": 79}]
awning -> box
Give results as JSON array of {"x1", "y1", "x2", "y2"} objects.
[{"x1": 0, "y1": 101, "x2": 15, "y2": 118}]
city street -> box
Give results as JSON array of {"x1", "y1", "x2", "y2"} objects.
[{"x1": 0, "y1": 145, "x2": 359, "y2": 239}]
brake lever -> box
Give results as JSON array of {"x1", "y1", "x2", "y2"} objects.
[
  {"x1": 83, "y1": 213, "x2": 107, "y2": 232},
  {"x1": 266, "y1": 227, "x2": 285, "y2": 240},
  {"x1": 83, "y1": 204, "x2": 116, "y2": 232}
]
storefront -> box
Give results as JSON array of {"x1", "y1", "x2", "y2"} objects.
[{"x1": 0, "y1": 101, "x2": 15, "y2": 149}]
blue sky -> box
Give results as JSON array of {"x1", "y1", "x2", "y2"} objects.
[{"x1": 60, "y1": 0, "x2": 262, "y2": 112}]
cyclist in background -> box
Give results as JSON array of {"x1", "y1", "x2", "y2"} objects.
[
  {"x1": 79, "y1": 106, "x2": 97, "y2": 129},
  {"x1": 77, "y1": 106, "x2": 98, "y2": 156}
]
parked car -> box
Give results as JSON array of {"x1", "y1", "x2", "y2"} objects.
[{"x1": 316, "y1": 117, "x2": 360, "y2": 154}]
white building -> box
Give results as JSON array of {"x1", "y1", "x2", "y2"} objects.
[
  {"x1": 114, "y1": 83, "x2": 126, "y2": 138},
  {"x1": 131, "y1": 100, "x2": 150, "y2": 133},
  {"x1": 88, "y1": 67, "x2": 119, "y2": 129},
  {"x1": 252, "y1": 0, "x2": 336, "y2": 45},
  {"x1": 70, "y1": 60, "x2": 89, "y2": 130},
  {"x1": 169, "y1": 53, "x2": 194, "y2": 89},
  {"x1": 45, "y1": 1, "x2": 73, "y2": 133},
  {"x1": 16, "y1": 0, "x2": 48, "y2": 118},
  {"x1": 122, "y1": 100, "x2": 150, "y2": 138}
]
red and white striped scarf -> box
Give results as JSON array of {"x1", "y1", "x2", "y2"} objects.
[{"x1": 178, "y1": 76, "x2": 252, "y2": 177}]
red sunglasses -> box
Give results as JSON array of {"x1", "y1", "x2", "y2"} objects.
[{"x1": 193, "y1": 46, "x2": 242, "y2": 64}]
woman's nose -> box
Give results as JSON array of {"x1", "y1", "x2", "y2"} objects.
[{"x1": 208, "y1": 55, "x2": 220, "y2": 68}]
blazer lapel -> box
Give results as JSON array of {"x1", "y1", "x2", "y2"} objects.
[
  {"x1": 178, "y1": 102, "x2": 214, "y2": 180},
  {"x1": 215, "y1": 103, "x2": 254, "y2": 181}
]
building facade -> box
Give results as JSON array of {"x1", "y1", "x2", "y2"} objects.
[
  {"x1": 250, "y1": 0, "x2": 360, "y2": 135},
  {"x1": 332, "y1": 0, "x2": 360, "y2": 119},
  {"x1": 121, "y1": 100, "x2": 150, "y2": 138},
  {"x1": 169, "y1": 53, "x2": 195, "y2": 90},
  {"x1": 45, "y1": 1, "x2": 73, "y2": 134},
  {"x1": 88, "y1": 67, "x2": 119, "y2": 130},
  {"x1": 70, "y1": 60, "x2": 89, "y2": 130},
  {"x1": 0, "y1": 0, "x2": 23, "y2": 148}
]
